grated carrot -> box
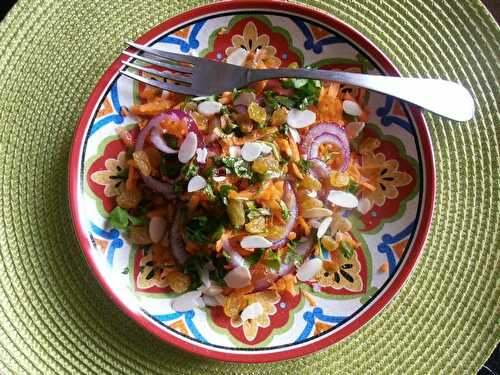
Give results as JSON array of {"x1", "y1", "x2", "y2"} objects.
[
  {"x1": 125, "y1": 161, "x2": 138, "y2": 191},
  {"x1": 288, "y1": 135, "x2": 300, "y2": 162},
  {"x1": 276, "y1": 138, "x2": 292, "y2": 158},
  {"x1": 231, "y1": 127, "x2": 278, "y2": 145},
  {"x1": 290, "y1": 161, "x2": 304, "y2": 180},
  {"x1": 297, "y1": 217, "x2": 311, "y2": 236},
  {"x1": 130, "y1": 100, "x2": 177, "y2": 116}
]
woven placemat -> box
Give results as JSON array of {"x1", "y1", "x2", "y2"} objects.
[{"x1": 0, "y1": 0, "x2": 498, "y2": 373}]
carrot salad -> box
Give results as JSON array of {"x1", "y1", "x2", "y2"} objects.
[{"x1": 109, "y1": 51, "x2": 374, "y2": 318}]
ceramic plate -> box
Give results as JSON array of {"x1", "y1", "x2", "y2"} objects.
[{"x1": 69, "y1": 0, "x2": 435, "y2": 362}]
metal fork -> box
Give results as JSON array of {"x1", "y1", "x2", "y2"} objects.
[{"x1": 120, "y1": 41, "x2": 474, "y2": 121}]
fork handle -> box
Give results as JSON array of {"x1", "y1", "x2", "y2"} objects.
[{"x1": 248, "y1": 68, "x2": 474, "y2": 121}]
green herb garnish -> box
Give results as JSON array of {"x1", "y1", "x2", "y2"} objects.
[
  {"x1": 279, "y1": 200, "x2": 290, "y2": 220},
  {"x1": 218, "y1": 184, "x2": 236, "y2": 205},
  {"x1": 246, "y1": 248, "x2": 265, "y2": 267},
  {"x1": 181, "y1": 161, "x2": 199, "y2": 180},
  {"x1": 185, "y1": 216, "x2": 225, "y2": 245},
  {"x1": 163, "y1": 134, "x2": 178, "y2": 149},
  {"x1": 284, "y1": 240, "x2": 302, "y2": 265},
  {"x1": 108, "y1": 207, "x2": 144, "y2": 230},
  {"x1": 264, "y1": 250, "x2": 281, "y2": 271},
  {"x1": 340, "y1": 241, "x2": 355, "y2": 259},
  {"x1": 213, "y1": 156, "x2": 254, "y2": 179},
  {"x1": 298, "y1": 159, "x2": 312, "y2": 173}
]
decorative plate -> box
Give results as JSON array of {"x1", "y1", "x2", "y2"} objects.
[{"x1": 69, "y1": 0, "x2": 435, "y2": 363}]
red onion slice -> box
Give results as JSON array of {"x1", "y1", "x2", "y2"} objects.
[
  {"x1": 150, "y1": 128, "x2": 178, "y2": 154},
  {"x1": 142, "y1": 176, "x2": 174, "y2": 198},
  {"x1": 309, "y1": 159, "x2": 331, "y2": 180},
  {"x1": 270, "y1": 182, "x2": 297, "y2": 249},
  {"x1": 170, "y1": 210, "x2": 189, "y2": 265},
  {"x1": 300, "y1": 123, "x2": 350, "y2": 172},
  {"x1": 170, "y1": 109, "x2": 205, "y2": 147},
  {"x1": 222, "y1": 238, "x2": 247, "y2": 268},
  {"x1": 253, "y1": 237, "x2": 314, "y2": 291},
  {"x1": 135, "y1": 110, "x2": 200, "y2": 196}
]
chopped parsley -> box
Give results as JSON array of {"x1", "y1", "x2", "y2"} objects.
[
  {"x1": 181, "y1": 161, "x2": 199, "y2": 180},
  {"x1": 163, "y1": 134, "x2": 178, "y2": 149},
  {"x1": 185, "y1": 216, "x2": 224, "y2": 245},
  {"x1": 246, "y1": 248, "x2": 265, "y2": 267},
  {"x1": 160, "y1": 156, "x2": 182, "y2": 178},
  {"x1": 213, "y1": 156, "x2": 254, "y2": 179},
  {"x1": 279, "y1": 200, "x2": 290, "y2": 220},
  {"x1": 263, "y1": 91, "x2": 295, "y2": 110},
  {"x1": 264, "y1": 250, "x2": 281, "y2": 271},
  {"x1": 347, "y1": 180, "x2": 359, "y2": 195},
  {"x1": 284, "y1": 239, "x2": 302, "y2": 265},
  {"x1": 218, "y1": 184, "x2": 236, "y2": 205},
  {"x1": 340, "y1": 241, "x2": 355, "y2": 259},
  {"x1": 281, "y1": 78, "x2": 321, "y2": 110},
  {"x1": 203, "y1": 182, "x2": 216, "y2": 202},
  {"x1": 121, "y1": 267, "x2": 129, "y2": 275},
  {"x1": 108, "y1": 207, "x2": 144, "y2": 230},
  {"x1": 298, "y1": 159, "x2": 312, "y2": 173}
]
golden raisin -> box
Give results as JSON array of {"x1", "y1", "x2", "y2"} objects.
[
  {"x1": 270, "y1": 107, "x2": 288, "y2": 127},
  {"x1": 227, "y1": 199, "x2": 246, "y2": 227},
  {"x1": 129, "y1": 225, "x2": 152, "y2": 245},
  {"x1": 248, "y1": 102, "x2": 266, "y2": 124},
  {"x1": 133, "y1": 150, "x2": 152, "y2": 176},
  {"x1": 330, "y1": 171, "x2": 350, "y2": 188},
  {"x1": 321, "y1": 235, "x2": 339, "y2": 252},
  {"x1": 245, "y1": 216, "x2": 266, "y2": 234},
  {"x1": 116, "y1": 187, "x2": 142, "y2": 209},
  {"x1": 302, "y1": 175, "x2": 322, "y2": 191},
  {"x1": 300, "y1": 197, "x2": 323, "y2": 211},
  {"x1": 165, "y1": 271, "x2": 190, "y2": 293}
]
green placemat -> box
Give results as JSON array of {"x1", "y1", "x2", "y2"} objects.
[{"x1": 0, "y1": 0, "x2": 498, "y2": 373}]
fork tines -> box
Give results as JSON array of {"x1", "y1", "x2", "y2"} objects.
[{"x1": 119, "y1": 41, "x2": 197, "y2": 95}]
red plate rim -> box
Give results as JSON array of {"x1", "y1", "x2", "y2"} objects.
[{"x1": 68, "y1": 0, "x2": 436, "y2": 363}]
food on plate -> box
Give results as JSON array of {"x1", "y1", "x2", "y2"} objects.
[{"x1": 108, "y1": 52, "x2": 375, "y2": 318}]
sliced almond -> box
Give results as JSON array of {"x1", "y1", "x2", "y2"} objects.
[
  {"x1": 316, "y1": 216, "x2": 332, "y2": 239},
  {"x1": 343, "y1": 100, "x2": 363, "y2": 116},
  {"x1": 178, "y1": 132, "x2": 198, "y2": 163},
  {"x1": 302, "y1": 207, "x2": 333, "y2": 219},
  {"x1": 289, "y1": 127, "x2": 301, "y2": 144},
  {"x1": 224, "y1": 266, "x2": 251, "y2": 289},
  {"x1": 196, "y1": 148, "x2": 208, "y2": 163},
  {"x1": 202, "y1": 295, "x2": 220, "y2": 307},
  {"x1": 240, "y1": 302, "x2": 263, "y2": 321},
  {"x1": 297, "y1": 258, "x2": 323, "y2": 281},
  {"x1": 149, "y1": 216, "x2": 167, "y2": 244},
  {"x1": 357, "y1": 197, "x2": 372, "y2": 214},
  {"x1": 241, "y1": 142, "x2": 262, "y2": 162},
  {"x1": 240, "y1": 235, "x2": 272, "y2": 249},
  {"x1": 226, "y1": 47, "x2": 249, "y2": 66},
  {"x1": 345, "y1": 121, "x2": 365, "y2": 139},
  {"x1": 305, "y1": 190, "x2": 317, "y2": 198},
  {"x1": 201, "y1": 285, "x2": 223, "y2": 297},
  {"x1": 171, "y1": 290, "x2": 202, "y2": 312},
  {"x1": 327, "y1": 190, "x2": 359, "y2": 208},
  {"x1": 287, "y1": 109, "x2": 316, "y2": 129},
  {"x1": 198, "y1": 101, "x2": 222, "y2": 116},
  {"x1": 187, "y1": 175, "x2": 207, "y2": 192},
  {"x1": 229, "y1": 145, "x2": 241, "y2": 157},
  {"x1": 258, "y1": 142, "x2": 273, "y2": 155},
  {"x1": 212, "y1": 176, "x2": 226, "y2": 182}
]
